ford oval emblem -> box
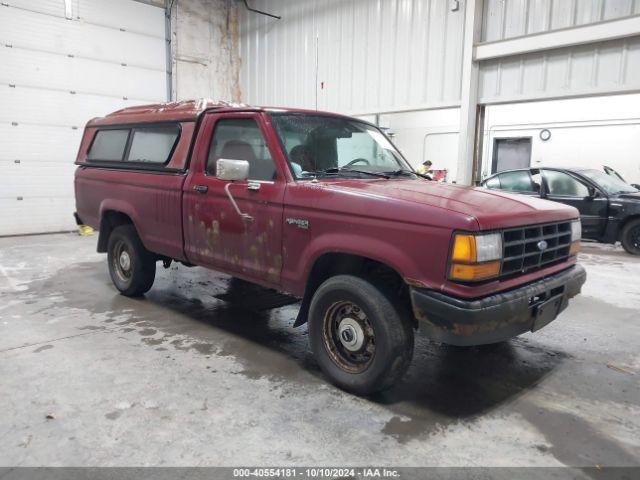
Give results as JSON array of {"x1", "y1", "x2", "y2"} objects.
[{"x1": 537, "y1": 240, "x2": 549, "y2": 251}]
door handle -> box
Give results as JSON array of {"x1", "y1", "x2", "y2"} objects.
[
  {"x1": 247, "y1": 182, "x2": 261, "y2": 191},
  {"x1": 193, "y1": 185, "x2": 208, "y2": 194}
]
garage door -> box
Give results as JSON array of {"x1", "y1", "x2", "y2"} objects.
[{"x1": 0, "y1": 0, "x2": 167, "y2": 236}]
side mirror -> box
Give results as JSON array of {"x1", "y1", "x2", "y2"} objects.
[
  {"x1": 632, "y1": 183, "x2": 640, "y2": 190},
  {"x1": 216, "y1": 158, "x2": 249, "y2": 181},
  {"x1": 587, "y1": 186, "x2": 597, "y2": 199}
]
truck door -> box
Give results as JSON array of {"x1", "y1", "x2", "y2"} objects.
[
  {"x1": 183, "y1": 112, "x2": 285, "y2": 287},
  {"x1": 541, "y1": 169, "x2": 608, "y2": 239}
]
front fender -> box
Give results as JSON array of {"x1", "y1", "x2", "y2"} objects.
[
  {"x1": 302, "y1": 233, "x2": 434, "y2": 289},
  {"x1": 281, "y1": 220, "x2": 452, "y2": 299},
  {"x1": 286, "y1": 229, "x2": 449, "y2": 327}
]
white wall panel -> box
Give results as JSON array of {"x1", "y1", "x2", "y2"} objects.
[
  {"x1": 6, "y1": 0, "x2": 164, "y2": 37},
  {"x1": 482, "y1": 0, "x2": 640, "y2": 42},
  {"x1": 4, "y1": 0, "x2": 79, "y2": 18},
  {"x1": 479, "y1": 36, "x2": 640, "y2": 103},
  {"x1": 1, "y1": 163, "x2": 77, "y2": 198},
  {"x1": 0, "y1": 7, "x2": 166, "y2": 70},
  {"x1": 0, "y1": 48, "x2": 165, "y2": 101},
  {"x1": 0, "y1": 198, "x2": 77, "y2": 236},
  {"x1": 0, "y1": 0, "x2": 166, "y2": 236},
  {"x1": 78, "y1": 0, "x2": 165, "y2": 37},
  {"x1": 0, "y1": 88, "x2": 151, "y2": 128},
  {"x1": 0, "y1": 124, "x2": 82, "y2": 163},
  {"x1": 378, "y1": 108, "x2": 461, "y2": 179},
  {"x1": 481, "y1": 94, "x2": 640, "y2": 184},
  {"x1": 239, "y1": 0, "x2": 465, "y2": 114}
]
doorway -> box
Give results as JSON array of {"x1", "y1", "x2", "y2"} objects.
[{"x1": 491, "y1": 137, "x2": 532, "y2": 173}]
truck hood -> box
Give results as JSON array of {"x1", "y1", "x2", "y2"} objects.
[{"x1": 321, "y1": 178, "x2": 578, "y2": 230}]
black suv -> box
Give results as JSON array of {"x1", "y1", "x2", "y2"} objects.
[{"x1": 481, "y1": 167, "x2": 640, "y2": 255}]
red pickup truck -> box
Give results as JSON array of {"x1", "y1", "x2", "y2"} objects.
[{"x1": 74, "y1": 100, "x2": 586, "y2": 394}]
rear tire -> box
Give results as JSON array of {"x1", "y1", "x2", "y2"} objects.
[
  {"x1": 308, "y1": 275, "x2": 414, "y2": 395},
  {"x1": 107, "y1": 224, "x2": 156, "y2": 296},
  {"x1": 621, "y1": 219, "x2": 640, "y2": 255}
]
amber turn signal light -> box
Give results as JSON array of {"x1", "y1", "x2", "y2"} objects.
[
  {"x1": 449, "y1": 261, "x2": 501, "y2": 282},
  {"x1": 569, "y1": 241, "x2": 580, "y2": 256}
]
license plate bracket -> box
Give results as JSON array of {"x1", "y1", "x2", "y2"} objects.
[{"x1": 532, "y1": 294, "x2": 564, "y2": 332}]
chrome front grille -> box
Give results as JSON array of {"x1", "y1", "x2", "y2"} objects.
[{"x1": 501, "y1": 221, "x2": 572, "y2": 278}]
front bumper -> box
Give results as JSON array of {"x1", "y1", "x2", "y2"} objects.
[{"x1": 410, "y1": 264, "x2": 587, "y2": 346}]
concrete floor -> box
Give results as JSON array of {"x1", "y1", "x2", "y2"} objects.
[{"x1": 0, "y1": 233, "x2": 638, "y2": 467}]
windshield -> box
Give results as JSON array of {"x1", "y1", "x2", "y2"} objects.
[
  {"x1": 579, "y1": 169, "x2": 639, "y2": 195},
  {"x1": 269, "y1": 113, "x2": 410, "y2": 179},
  {"x1": 604, "y1": 166, "x2": 626, "y2": 183}
]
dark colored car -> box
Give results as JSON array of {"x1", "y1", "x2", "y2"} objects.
[
  {"x1": 481, "y1": 167, "x2": 640, "y2": 254},
  {"x1": 604, "y1": 165, "x2": 640, "y2": 190}
]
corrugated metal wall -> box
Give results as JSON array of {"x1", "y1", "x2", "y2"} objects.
[
  {"x1": 239, "y1": 0, "x2": 465, "y2": 114},
  {"x1": 479, "y1": 36, "x2": 640, "y2": 103},
  {"x1": 240, "y1": 0, "x2": 640, "y2": 109},
  {"x1": 482, "y1": 0, "x2": 640, "y2": 42},
  {"x1": 479, "y1": 0, "x2": 640, "y2": 103}
]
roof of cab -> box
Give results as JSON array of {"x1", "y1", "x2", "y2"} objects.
[
  {"x1": 86, "y1": 99, "x2": 250, "y2": 126},
  {"x1": 85, "y1": 98, "x2": 366, "y2": 127}
]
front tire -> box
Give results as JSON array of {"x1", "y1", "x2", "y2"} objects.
[
  {"x1": 621, "y1": 219, "x2": 640, "y2": 255},
  {"x1": 308, "y1": 275, "x2": 414, "y2": 395},
  {"x1": 107, "y1": 225, "x2": 156, "y2": 296}
]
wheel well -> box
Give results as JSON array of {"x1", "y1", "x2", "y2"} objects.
[
  {"x1": 619, "y1": 215, "x2": 640, "y2": 240},
  {"x1": 97, "y1": 211, "x2": 134, "y2": 253},
  {"x1": 294, "y1": 253, "x2": 411, "y2": 327}
]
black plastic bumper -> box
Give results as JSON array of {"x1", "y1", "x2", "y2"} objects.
[{"x1": 410, "y1": 265, "x2": 587, "y2": 346}]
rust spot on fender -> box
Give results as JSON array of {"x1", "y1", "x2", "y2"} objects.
[
  {"x1": 267, "y1": 267, "x2": 278, "y2": 282},
  {"x1": 412, "y1": 306, "x2": 430, "y2": 323},
  {"x1": 404, "y1": 277, "x2": 428, "y2": 288}
]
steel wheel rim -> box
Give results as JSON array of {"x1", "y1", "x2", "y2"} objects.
[
  {"x1": 112, "y1": 240, "x2": 132, "y2": 282},
  {"x1": 321, "y1": 300, "x2": 376, "y2": 373}
]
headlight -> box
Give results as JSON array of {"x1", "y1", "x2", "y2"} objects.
[
  {"x1": 570, "y1": 219, "x2": 581, "y2": 255},
  {"x1": 571, "y1": 219, "x2": 581, "y2": 242},
  {"x1": 449, "y1": 232, "x2": 503, "y2": 282}
]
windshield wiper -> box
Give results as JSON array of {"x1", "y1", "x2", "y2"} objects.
[
  {"x1": 317, "y1": 167, "x2": 390, "y2": 179},
  {"x1": 383, "y1": 169, "x2": 432, "y2": 180}
]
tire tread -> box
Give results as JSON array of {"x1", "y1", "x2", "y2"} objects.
[
  {"x1": 308, "y1": 274, "x2": 414, "y2": 395},
  {"x1": 107, "y1": 224, "x2": 156, "y2": 296},
  {"x1": 621, "y1": 218, "x2": 640, "y2": 255}
]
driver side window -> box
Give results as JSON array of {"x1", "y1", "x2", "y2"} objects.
[
  {"x1": 543, "y1": 170, "x2": 589, "y2": 197},
  {"x1": 206, "y1": 118, "x2": 277, "y2": 181}
]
